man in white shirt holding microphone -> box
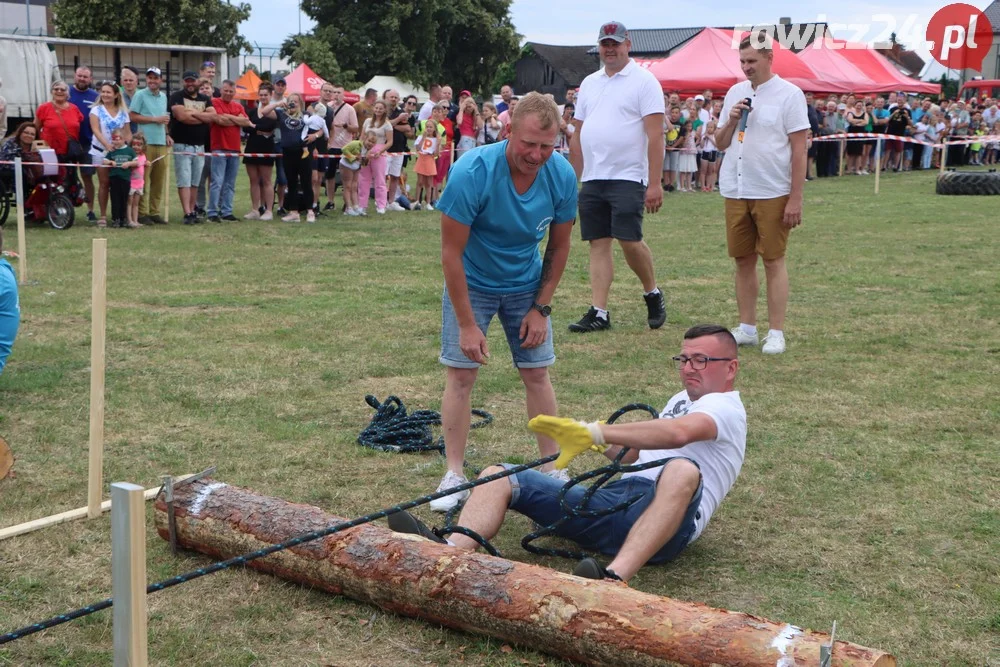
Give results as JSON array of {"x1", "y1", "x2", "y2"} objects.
[{"x1": 715, "y1": 31, "x2": 809, "y2": 355}]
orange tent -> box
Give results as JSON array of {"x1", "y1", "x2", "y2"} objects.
[{"x1": 234, "y1": 69, "x2": 263, "y2": 101}]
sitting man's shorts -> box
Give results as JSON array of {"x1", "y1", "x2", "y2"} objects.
[
  {"x1": 439, "y1": 286, "x2": 554, "y2": 369},
  {"x1": 724, "y1": 196, "x2": 790, "y2": 260},
  {"x1": 172, "y1": 144, "x2": 206, "y2": 188},
  {"x1": 578, "y1": 179, "x2": 646, "y2": 242},
  {"x1": 503, "y1": 457, "x2": 703, "y2": 564}
]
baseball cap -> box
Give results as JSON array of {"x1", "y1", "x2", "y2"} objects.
[
  {"x1": 275, "y1": 78, "x2": 286, "y2": 85},
  {"x1": 146, "y1": 66, "x2": 162, "y2": 77},
  {"x1": 182, "y1": 71, "x2": 198, "y2": 81},
  {"x1": 694, "y1": 94, "x2": 705, "y2": 101},
  {"x1": 460, "y1": 89, "x2": 472, "y2": 98},
  {"x1": 837, "y1": 103, "x2": 847, "y2": 110},
  {"x1": 598, "y1": 21, "x2": 627, "y2": 43}
]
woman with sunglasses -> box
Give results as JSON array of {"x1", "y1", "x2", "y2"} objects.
[
  {"x1": 34, "y1": 81, "x2": 84, "y2": 197},
  {"x1": 90, "y1": 81, "x2": 132, "y2": 227}
]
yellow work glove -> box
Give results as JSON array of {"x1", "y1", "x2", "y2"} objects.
[{"x1": 528, "y1": 415, "x2": 606, "y2": 469}]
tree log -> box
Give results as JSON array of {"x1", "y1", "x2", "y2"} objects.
[
  {"x1": 153, "y1": 478, "x2": 896, "y2": 667},
  {"x1": 0, "y1": 436, "x2": 12, "y2": 480}
]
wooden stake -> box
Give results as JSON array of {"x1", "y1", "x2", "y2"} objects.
[
  {"x1": 874, "y1": 137, "x2": 882, "y2": 194},
  {"x1": 940, "y1": 141, "x2": 948, "y2": 174},
  {"x1": 111, "y1": 482, "x2": 148, "y2": 667},
  {"x1": 838, "y1": 138, "x2": 846, "y2": 177},
  {"x1": 0, "y1": 476, "x2": 193, "y2": 541},
  {"x1": 162, "y1": 151, "x2": 171, "y2": 224},
  {"x1": 88, "y1": 239, "x2": 108, "y2": 519},
  {"x1": 13, "y1": 157, "x2": 26, "y2": 285}
]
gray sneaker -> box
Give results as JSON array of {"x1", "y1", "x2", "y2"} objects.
[{"x1": 730, "y1": 327, "x2": 759, "y2": 347}]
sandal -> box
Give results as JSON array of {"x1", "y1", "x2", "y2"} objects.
[{"x1": 97, "y1": 217, "x2": 107, "y2": 228}]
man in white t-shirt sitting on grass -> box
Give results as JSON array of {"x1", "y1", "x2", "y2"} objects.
[{"x1": 389, "y1": 324, "x2": 747, "y2": 582}]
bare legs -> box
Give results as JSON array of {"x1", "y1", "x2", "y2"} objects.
[
  {"x1": 734, "y1": 254, "x2": 788, "y2": 330},
  {"x1": 588, "y1": 238, "x2": 657, "y2": 311}
]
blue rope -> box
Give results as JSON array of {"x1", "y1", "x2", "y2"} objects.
[
  {"x1": 357, "y1": 394, "x2": 492, "y2": 453},
  {"x1": 0, "y1": 453, "x2": 556, "y2": 646}
]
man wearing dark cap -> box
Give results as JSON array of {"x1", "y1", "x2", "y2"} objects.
[
  {"x1": 129, "y1": 67, "x2": 171, "y2": 223},
  {"x1": 568, "y1": 21, "x2": 667, "y2": 334},
  {"x1": 170, "y1": 71, "x2": 216, "y2": 224}
]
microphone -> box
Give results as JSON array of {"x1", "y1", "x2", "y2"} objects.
[{"x1": 737, "y1": 98, "x2": 752, "y2": 142}]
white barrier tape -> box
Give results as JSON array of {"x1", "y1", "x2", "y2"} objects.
[
  {"x1": 812, "y1": 132, "x2": 1000, "y2": 148},
  {"x1": 0, "y1": 154, "x2": 170, "y2": 168}
]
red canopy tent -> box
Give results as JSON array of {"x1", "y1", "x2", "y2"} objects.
[
  {"x1": 826, "y1": 41, "x2": 941, "y2": 95},
  {"x1": 648, "y1": 28, "x2": 853, "y2": 95},
  {"x1": 797, "y1": 45, "x2": 893, "y2": 93},
  {"x1": 283, "y1": 63, "x2": 327, "y2": 102}
]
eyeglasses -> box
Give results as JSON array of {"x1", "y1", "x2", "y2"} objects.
[
  {"x1": 100, "y1": 80, "x2": 117, "y2": 86},
  {"x1": 202, "y1": 61, "x2": 216, "y2": 68},
  {"x1": 671, "y1": 355, "x2": 733, "y2": 370}
]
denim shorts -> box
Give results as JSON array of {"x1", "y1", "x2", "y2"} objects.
[
  {"x1": 173, "y1": 144, "x2": 206, "y2": 188},
  {"x1": 504, "y1": 457, "x2": 703, "y2": 564},
  {"x1": 439, "y1": 286, "x2": 554, "y2": 369}
]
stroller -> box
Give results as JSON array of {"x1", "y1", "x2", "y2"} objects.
[{"x1": 0, "y1": 148, "x2": 81, "y2": 230}]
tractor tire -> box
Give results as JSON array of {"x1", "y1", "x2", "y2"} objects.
[{"x1": 936, "y1": 170, "x2": 1000, "y2": 195}]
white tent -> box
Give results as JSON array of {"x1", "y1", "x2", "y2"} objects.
[{"x1": 354, "y1": 75, "x2": 430, "y2": 103}]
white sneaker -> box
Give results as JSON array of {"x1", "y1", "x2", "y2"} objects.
[
  {"x1": 429, "y1": 470, "x2": 470, "y2": 513},
  {"x1": 546, "y1": 468, "x2": 571, "y2": 484},
  {"x1": 762, "y1": 335, "x2": 786, "y2": 355},
  {"x1": 358, "y1": 208, "x2": 368, "y2": 216},
  {"x1": 376, "y1": 208, "x2": 386, "y2": 215},
  {"x1": 281, "y1": 212, "x2": 300, "y2": 222},
  {"x1": 388, "y1": 202, "x2": 405, "y2": 212},
  {"x1": 260, "y1": 210, "x2": 273, "y2": 221},
  {"x1": 243, "y1": 211, "x2": 260, "y2": 220},
  {"x1": 730, "y1": 327, "x2": 759, "y2": 347},
  {"x1": 306, "y1": 210, "x2": 316, "y2": 223},
  {"x1": 425, "y1": 203, "x2": 434, "y2": 211}
]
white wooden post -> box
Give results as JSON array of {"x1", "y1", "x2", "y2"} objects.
[
  {"x1": 111, "y1": 482, "x2": 148, "y2": 667},
  {"x1": 88, "y1": 239, "x2": 107, "y2": 519},
  {"x1": 13, "y1": 157, "x2": 26, "y2": 285},
  {"x1": 874, "y1": 137, "x2": 882, "y2": 194}
]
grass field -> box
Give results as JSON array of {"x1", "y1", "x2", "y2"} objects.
[{"x1": 0, "y1": 166, "x2": 998, "y2": 666}]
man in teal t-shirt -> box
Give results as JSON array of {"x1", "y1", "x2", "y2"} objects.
[
  {"x1": 0, "y1": 229, "x2": 20, "y2": 375},
  {"x1": 427, "y1": 92, "x2": 578, "y2": 513},
  {"x1": 128, "y1": 67, "x2": 170, "y2": 224}
]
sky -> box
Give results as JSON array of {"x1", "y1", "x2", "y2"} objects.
[{"x1": 239, "y1": 0, "x2": 996, "y2": 75}]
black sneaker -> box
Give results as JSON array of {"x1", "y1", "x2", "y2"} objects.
[
  {"x1": 277, "y1": 207, "x2": 288, "y2": 216},
  {"x1": 572, "y1": 557, "x2": 623, "y2": 581},
  {"x1": 323, "y1": 201, "x2": 336, "y2": 211},
  {"x1": 387, "y1": 511, "x2": 447, "y2": 544},
  {"x1": 208, "y1": 216, "x2": 222, "y2": 223},
  {"x1": 183, "y1": 213, "x2": 195, "y2": 225},
  {"x1": 195, "y1": 206, "x2": 207, "y2": 217},
  {"x1": 222, "y1": 214, "x2": 238, "y2": 221},
  {"x1": 568, "y1": 307, "x2": 611, "y2": 333},
  {"x1": 138, "y1": 215, "x2": 154, "y2": 226},
  {"x1": 644, "y1": 290, "x2": 666, "y2": 329}
]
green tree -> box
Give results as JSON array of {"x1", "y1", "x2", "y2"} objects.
[
  {"x1": 279, "y1": 35, "x2": 357, "y2": 89},
  {"x1": 297, "y1": 0, "x2": 520, "y2": 95},
  {"x1": 52, "y1": 0, "x2": 252, "y2": 57}
]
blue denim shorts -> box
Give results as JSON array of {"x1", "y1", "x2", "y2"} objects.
[
  {"x1": 439, "y1": 286, "x2": 554, "y2": 369},
  {"x1": 505, "y1": 458, "x2": 703, "y2": 564},
  {"x1": 173, "y1": 144, "x2": 206, "y2": 188}
]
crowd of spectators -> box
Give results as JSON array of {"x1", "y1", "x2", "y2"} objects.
[{"x1": 2, "y1": 63, "x2": 999, "y2": 226}]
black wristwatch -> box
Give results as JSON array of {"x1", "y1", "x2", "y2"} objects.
[{"x1": 532, "y1": 302, "x2": 552, "y2": 317}]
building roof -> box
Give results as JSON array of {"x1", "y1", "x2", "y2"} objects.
[
  {"x1": 985, "y1": 0, "x2": 1000, "y2": 31},
  {"x1": 876, "y1": 44, "x2": 926, "y2": 77},
  {"x1": 587, "y1": 27, "x2": 704, "y2": 56},
  {"x1": 525, "y1": 43, "x2": 599, "y2": 87}
]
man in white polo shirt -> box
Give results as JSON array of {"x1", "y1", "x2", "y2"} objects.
[
  {"x1": 568, "y1": 20, "x2": 667, "y2": 333},
  {"x1": 714, "y1": 32, "x2": 808, "y2": 356}
]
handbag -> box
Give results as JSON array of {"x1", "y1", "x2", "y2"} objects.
[{"x1": 55, "y1": 106, "x2": 85, "y2": 160}]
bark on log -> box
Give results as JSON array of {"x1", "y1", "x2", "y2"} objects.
[
  {"x1": 0, "y1": 436, "x2": 12, "y2": 480},
  {"x1": 154, "y1": 478, "x2": 896, "y2": 667}
]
